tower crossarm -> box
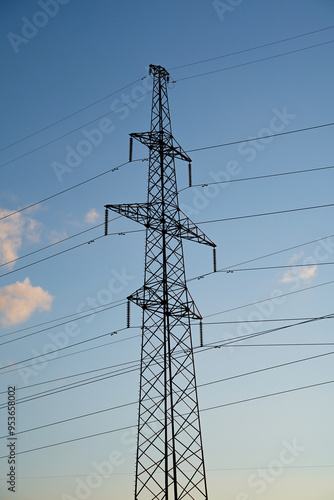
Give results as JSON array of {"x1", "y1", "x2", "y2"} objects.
[
  {"x1": 176, "y1": 209, "x2": 216, "y2": 248},
  {"x1": 131, "y1": 132, "x2": 191, "y2": 162},
  {"x1": 105, "y1": 203, "x2": 216, "y2": 248},
  {"x1": 105, "y1": 203, "x2": 150, "y2": 226}
]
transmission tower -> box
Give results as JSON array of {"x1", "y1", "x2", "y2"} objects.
[{"x1": 105, "y1": 64, "x2": 216, "y2": 499}]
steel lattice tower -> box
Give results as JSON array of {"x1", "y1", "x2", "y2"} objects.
[{"x1": 105, "y1": 64, "x2": 216, "y2": 499}]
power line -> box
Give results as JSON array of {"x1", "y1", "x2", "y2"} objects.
[
  {"x1": 1, "y1": 123, "x2": 332, "y2": 225},
  {"x1": 189, "y1": 232, "x2": 334, "y2": 283},
  {"x1": 2, "y1": 314, "x2": 332, "y2": 409},
  {"x1": 0, "y1": 334, "x2": 141, "y2": 378},
  {"x1": 2, "y1": 329, "x2": 332, "y2": 397},
  {"x1": 3, "y1": 25, "x2": 332, "y2": 155},
  {"x1": 0, "y1": 312, "x2": 127, "y2": 372},
  {"x1": 197, "y1": 201, "x2": 334, "y2": 225},
  {"x1": 0, "y1": 77, "x2": 146, "y2": 153},
  {"x1": 187, "y1": 122, "x2": 334, "y2": 154},
  {"x1": 0, "y1": 298, "x2": 127, "y2": 340},
  {"x1": 3, "y1": 464, "x2": 333, "y2": 479},
  {"x1": 2, "y1": 348, "x2": 333, "y2": 438},
  {"x1": 0, "y1": 377, "x2": 332, "y2": 459},
  {"x1": 169, "y1": 25, "x2": 334, "y2": 70},
  {"x1": 0, "y1": 235, "x2": 105, "y2": 279},
  {"x1": 0, "y1": 160, "x2": 141, "y2": 222},
  {"x1": 205, "y1": 279, "x2": 334, "y2": 318},
  {"x1": 201, "y1": 379, "x2": 334, "y2": 413},
  {"x1": 0, "y1": 93, "x2": 151, "y2": 169},
  {"x1": 0, "y1": 301, "x2": 128, "y2": 346},
  {"x1": 0, "y1": 294, "x2": 334, "y2": 373},
  {"x1": 0, "y1": 363, "x2": 139, "y2": 410},
  {"x1": 176, "y1": 39, "x2": 334, "y2": 82},
  {"x1": 2, "y1": 202, "x2": 333, "y2": 281},
  {"x1": 3, "y1": 230, "x2": 332, "y2": 339},
  {"x1": 0, "y1": 229, "x2": 142, "y2": 279},
  {"x1": 0, "y1": 216, "x2": 121, "y2": 270},
  {"x1": 219, "y1": 261, "x2": 334, "y2": 273},
  {"x1": 0, "y1": 354, "x2": 140, "y2": 396},
  {"x1": 178, "y1": 164, "x2": 334, "y2": 193}
]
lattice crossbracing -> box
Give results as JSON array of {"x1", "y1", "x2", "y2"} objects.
[{"x1": 105, "y1": 64, "x2": 216, "y2": 500}]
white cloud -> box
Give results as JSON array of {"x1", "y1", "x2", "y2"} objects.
[
  {"x1": 0, "y1": 208, "x2": 43, "y2": 268},
  {"x1": 280, "y1": 254, "x2": 318, "y2": 284},
  {"x1": 0, "y1": 278, "x2": 53, "y2": 326},
  {"x1": 48, "y1": 230, "x2": 68, "y2": 244},
  {"x1": 288, "y1": 252, "x2": 304, "y2": 265},
  {"x1": 0, "y1": 210, "x2": 24, "y2": 269},
  {"x1": 85, "y1": 208, "x2": 100, "y2": 224},
  {"x1": 26, "y1": 217, "x2": 42, "y2": 243}
]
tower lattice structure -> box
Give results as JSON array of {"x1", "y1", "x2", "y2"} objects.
[{"x1": 105, "y1": 64, "x2": 216, "y2": 500}]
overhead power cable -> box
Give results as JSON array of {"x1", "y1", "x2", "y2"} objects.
[
  {"x1": 204, "y1": 314, "x2": 334, "y2": 349},
  {"x1": 0, "y1": 235, "x2": 105, "y2": 279},
  {"x1": 1, "y1": 122, "x2": 332, "y2": 224},
  {"x1": 220, "y1": 262, "x2": 333, "y2": 273},
  {"x1": 169, "y1": 25, "x2": 334, "y2": 70},
  {"x1": 0, "y1": 229, "x2": 142, "y2": 279},
  {"x1": 1, "y1": 202, "x2": 333, "y2": 281},
  {"x1": 187, "y1": 122, "x2": 334, "y2": 154},
  {"x1": 0, "y1": 301, "x2": 129, "y2": 346},
  {"x1": 0, "y1": 378, "x2": 333, "y2": 459},
  {"x1": 0, "y1": 298, "x2": 127, "y2": 340},
  {"x1": 3, "y1": 25, "x2": 333, "y2": 153},
  {"x1": 1, "y1": 348, "x2": 334, "y2": 438},
  {"x1": 197, "y1": 201, "x2": 334, "y2": 225},
  {"x1": 205, "y1": 278, "x2": 334, "y2": 319},
  {"x1": 2, "y1": 271, "x2": 334, "y2": 380},
  {"x1": 0, "y1": 216, "x2": 121, "y2": 270},
  {"x1": 1, "y1": 313, "x2": 333, "y2": 409},
  {"x1": 0, "y1": 160, "x2": 141, "y2": 222},
  {"x1": 0, "y1": 334, "x2": 141, "y2": 378},
  {"x1": 0, "y1": 312, "x2": 127, "y2": 372},
  {"x1": 2, "y1": 230, "x2": 333, "y2": 339},
  {"x1": 2, "y1": 330, "x2": 332, "y2": 399},
  {"x1": 176, "y1": 39, "x2": 334, "y2": 82},
  {"x1": 0, "y1": 364, "x2": 139, "y2": 410},
  {"x1": 188, "y1": 232, "x2": 334, "y2": 283},
  {"x1": 0, "y1": 77, "x2": 146, "y2": 153},
  {"x1": 178, "y1": 164, "x2": 334, "y2": 193},
  {"x1": 2, "y1": 463, "x2": 334, "y2": 479},
  {"x1": 0, "y1": 92, "x2": 151, "y2": 169}
]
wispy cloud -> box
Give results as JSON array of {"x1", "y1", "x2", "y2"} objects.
[
  {"x1": 0, "y1": 210, "x2": 24, "y2": 269},
  {"x1": 85, "y1": 208, "x2": 100, "y2": 224},
  {"x1": 0, "y1": 208, "x2": 43, "y2": 268},
  {"x1": 48, "y1": 229, "x2": 68, "y2": 244},
  {"x1": 280, "y1": 253, "x2": 318, "y2": 284},
  {"x1": 0, "y1": 277, "x2": 53, "y2": 326}
]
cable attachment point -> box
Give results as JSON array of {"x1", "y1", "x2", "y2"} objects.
[
  {"x1": 200, "y1": 320, "x2": 203, "y2": 347},
  {"x1": 129, "y1": 136, "x2": 133, "y2": 162},
  {"x1": 213, "y1": 247, "x2": 217, "y2": 272},
  {"x1": 188, "y1": 162, "x2": 192, "y2": 187},
  {"x1": 104, "y1": 208, "x2": 108, "y2": 236},
  {"x1": 127, "y1": 300, "x2": 131, "y2": 328}
]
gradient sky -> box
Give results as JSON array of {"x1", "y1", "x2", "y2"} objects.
[{"x1": 1, "y1": 1, "x2": 334, "y2": 499}]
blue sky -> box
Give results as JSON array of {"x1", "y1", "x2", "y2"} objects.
[{"x1": 0, "y1": 1, "x2": 334, "y2": 499}]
